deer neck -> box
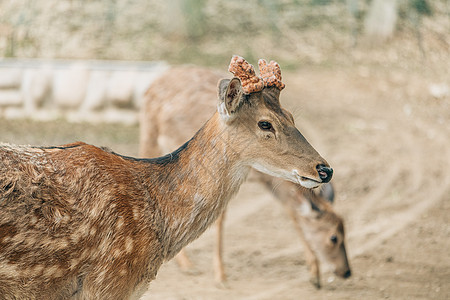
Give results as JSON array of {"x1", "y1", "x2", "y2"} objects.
[{"x1": 143, "y1": 113, "x2": 250, "y2": 260}]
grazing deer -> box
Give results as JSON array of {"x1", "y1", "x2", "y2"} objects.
[
  {"x1": 259, "y1": 175, "x2": 351, "y2": 289},
  {"x1": 0, "y1": 56, "x2": 332, "y2": 299},
  {"x1": 140, "y1": 66, "x2": 351, "y2": 289}
]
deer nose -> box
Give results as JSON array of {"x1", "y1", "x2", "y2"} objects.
[
  {"x1": 316, "y1": 164, "x2": 333, "y2": 183},
  {"x1": 343, "y1": 269, "x2": 352, "y2": 278}
]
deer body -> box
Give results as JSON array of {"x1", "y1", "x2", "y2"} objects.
[
  {"x1": 0, "y1": 57, "x2": 332, "y2": 299},
  {"x1": 140, "y1": 66, "x2": 350, "y2": 289},
  {"x1": 1, "y1": 143, "x2": 164, "y2": 299},
  {"x1": 0, "y1": 115, "x2": 252, "y2": 299}
]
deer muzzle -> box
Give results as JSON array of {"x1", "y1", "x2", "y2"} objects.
[{"x1": 316, "y1": 164, "x2": 333, "y2": 183}]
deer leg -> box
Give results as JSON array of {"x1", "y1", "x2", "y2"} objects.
[
  {"x1": 175, "y1": 249, "x2": 195, "y2": 273},
  {"x1": 214, "y1": 210, "x2": 227, "y2": 285},
  {"x1": 285, "y1": 205, "x2": 321, "y2": 289},
  {"x1": 302, "y1": 238, "x2": 321, "y2": 289}
]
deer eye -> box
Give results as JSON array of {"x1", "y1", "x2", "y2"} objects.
[
  {"x1": 330, "y1": 235, "x2": 338, "y2": 244},
  {"x1": 258, "y1": 121, "x2": 273, "y2": 131}
]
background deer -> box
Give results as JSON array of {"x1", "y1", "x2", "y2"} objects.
[
  {"x1": 140, "y1": 66, "x2": 351, "y2": 289},
  {"x1": 0, "y1": 56, "x2": 332, "y2": 299}
]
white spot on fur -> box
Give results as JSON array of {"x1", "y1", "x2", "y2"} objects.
[
  {"x1": 10, "y1": 232, "x2": 26, "y2": 243},
  {"x1": 116, "y1": 218, "x2": 124, "y2": 229},
  {"x1": 132, "y1": 208, "x2": 140, "y2": 221},
  {"x1": 43, "y1": 265, "x2": 62, "y2": 278},
  {"x1": 79, "y1": 223, "x2": 90, "y2": 237},
  {"x1": 30, "y1": 215, "x2": 38, "y2": 225},
  {"x1": 71, "y1": 232, "x2": 81, "y2": 244},
  {"x1": 97, "y1": 270, "x2": 107, "y2": 284},
  {"x1": 125, "y1": 237, "x2": 134, "y2": 253},
  {"x1": 0, "y1": 262, "x2": 19, "y2": 277},
  {"x1": 32, "y1": 264, "x2": 45, "y2": 275},
  {"x1": 89, "y1": 226, "x2": 97, "y2": 236},
  {"x1": 113, "y1": 248, "x2": 123, "y2": 258},
  {"x1": 70, "y1": 258, "x2": 81, "y2": 270},
  {"x1": 57, "y1": 238, "x2": 69, "y2": 248}
]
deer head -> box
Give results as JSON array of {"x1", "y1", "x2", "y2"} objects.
[
  {"x1": 298, "y1": 188, "x2": 351, "y2": 279},
  {"x1": 216, "y1": 55, "x2": 332, "y2": 188}
]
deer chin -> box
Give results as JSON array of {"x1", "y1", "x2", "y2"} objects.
[
  {"x1": 293, "y1": 170, "x2": 321, "y2": 189},
  {"x1": 250, "y1": 163, "x2": 322, "y2": 189},
  {"x1": 297, "y1": 177, "x2": 321, "y2": 189}
]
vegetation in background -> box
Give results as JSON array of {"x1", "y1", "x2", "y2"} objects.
[{"x1": 0, "y1": 0, "x2": 447, "y2": 71}]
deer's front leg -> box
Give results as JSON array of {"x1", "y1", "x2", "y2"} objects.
[
  {"x1": 285, "y1": 204, "x2": 321, "y2": 289},
  {"x1": 303, "y1": 241, "x2": 321, "y2": 289},
  {"x1": 214, "y1": 211, "x2": 227, "y2": 285}
]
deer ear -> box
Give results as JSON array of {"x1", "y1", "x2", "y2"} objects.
[
  {"x1": 217, "y1": 78, "x2": 244, "y2": 120},
  {"x1": 298, "y1": 197, "x2": 321, "y2": 218}
]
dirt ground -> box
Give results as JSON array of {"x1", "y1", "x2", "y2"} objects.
[{"x1": 1, "y1": 66, "x2": 449, "y2": 299}]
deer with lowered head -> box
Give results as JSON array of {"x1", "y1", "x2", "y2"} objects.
[
  {"x1": 140, "y1": 66, "x2": 351, "y2": 289},
  {"x1": 0, "y1": 56, "x2": 332, "y2": 299}
]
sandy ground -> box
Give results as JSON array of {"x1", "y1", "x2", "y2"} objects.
[{"x1": 1, "y1": 66, "x2": 448, "y2": 299}]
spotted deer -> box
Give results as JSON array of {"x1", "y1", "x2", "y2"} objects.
[
  {"x1": 0, "y1": 56, "x2": 332, "y2": 299},
  {"x1": 140, "y1": 66, "x2": 350, "y2": 289}
]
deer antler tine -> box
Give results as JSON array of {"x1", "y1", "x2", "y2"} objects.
[
  {"x1": 258, "y1": 59, "x2": 285, "y2": 91},
  {"x1": 228, "y1": 55, "x2": 264, "y2": 94}
]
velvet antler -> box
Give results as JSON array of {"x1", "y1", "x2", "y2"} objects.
[
  {"x1": 258, "y1": 59, "x2": 285, "y2": 90},
  {"x1": 228, "y1": 55, "x2": 264, "y2": 94}
]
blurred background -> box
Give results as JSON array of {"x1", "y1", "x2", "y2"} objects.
[
  {"x1": 0, "y1": 1, "x2": 449, "y2": 299},
  {"x1": 0, "y1": 0, "x2": 448, "y2": 67}
]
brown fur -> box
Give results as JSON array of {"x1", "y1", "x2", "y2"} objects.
[
  {"x1": 140, "y1": 66, "x2": 350, "y2": 289},
  {"x1": 1, "y1": 58, "x2": 331, "y2": 299},
  {"x1": 0, "y1": 143, "x2": 161, "y2": 299}
]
